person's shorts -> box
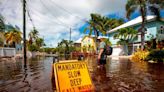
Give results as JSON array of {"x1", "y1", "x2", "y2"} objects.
[{"x1": 98, "y1": 59, "x2": 106, "y2": 65}]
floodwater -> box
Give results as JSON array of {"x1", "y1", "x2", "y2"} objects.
[{"x1": 0, "y1": 56, "x2": 164, "y2": 92}]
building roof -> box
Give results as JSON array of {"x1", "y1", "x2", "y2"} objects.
[
  {"x1": 74, "y1": 38, "x2": 82, "y2": 43},
  {"x1": 82, "y1": 35, "x2": 109, "y2": 40},
  {"x1": 97, "y1": 36, "x2": 108, "y2": 39},
  {"x1": 107, "y1": 15, "x2": 157, "y2": 34}
]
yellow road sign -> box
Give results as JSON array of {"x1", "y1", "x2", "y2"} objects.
[{"x1": 54, "y1": 61, "x2": 94, "y2": 92}]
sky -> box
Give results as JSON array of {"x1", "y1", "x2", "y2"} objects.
[{"x1": 0, "y1": 0, "x2": 130, "y2": 47}]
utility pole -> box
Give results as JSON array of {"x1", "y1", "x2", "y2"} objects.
[
  {"x1": 23, "y1": 0, "x2": 27, "y2": 68},
  {"x1": 70, "y1": 28, "x2": 71, "y2": 42},
  {"x1": 69, "y1": 28, "x2": 72, "y2": 59}
]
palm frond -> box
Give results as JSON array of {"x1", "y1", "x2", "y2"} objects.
[{"x1": 149, "y1": 6, "x2": 160, "y2": 19}]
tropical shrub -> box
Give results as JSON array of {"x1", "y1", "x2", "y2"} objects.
[
  {"x1": 38, "y1": 48, "x2": 44, "y2": 52},
  {"x1": 146, "y1": 50, "x2": 164, "y2": 63},
  {"x1": 0, "y1": 38, "x2": 3, "y2": 47},
  {"x1": 131, "y1": 49, "x2": 149, "y2": 62},
  {"x1": 82, "y1": 45, "x2": 87, "y2": 52},
  {"x1": 28, "y1": 44, "x2": 38, "y2": 52},
  {"x1": 75, "y1": 47, "x2": 81, "y2": 52},
  {"x1": 43, "y1": 48, "x2": 54, "y2": 54}
]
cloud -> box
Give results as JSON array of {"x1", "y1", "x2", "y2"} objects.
[{"x1": 0, "y1": 0, "x2": 127, "y2": 47}]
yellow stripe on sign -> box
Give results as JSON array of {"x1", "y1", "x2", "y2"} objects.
[{"x1": 53, "y1": 61, "x2": 94, "y2": 92}]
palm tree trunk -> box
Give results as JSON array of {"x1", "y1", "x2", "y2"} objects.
[
  {"x1": 140, "y1": 6, "x2": 146, "y2": 50},
  {"x1": 141, "y1": 29, "x2": 145, "y2": 50},
  {"x1": 94, "y1": 29, "x2": 99, "y2": 54},
  {"x1": 123, "y1": 44, "x2": 128, "y2": 55}
]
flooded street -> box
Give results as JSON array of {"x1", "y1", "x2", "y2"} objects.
[
  {"x1": 0, "y1": 56, "x2": 164, "y2": 92},
  {"x1": 88, "y1": 57, "x2": 164, "y2": 92},
  {"x1": 0, "y1": 57, "x2": 54, "y2": 92}
]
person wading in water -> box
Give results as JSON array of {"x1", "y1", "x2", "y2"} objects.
[{"x1": 97, "y1": 37, "x2": 107, "y2": 68}]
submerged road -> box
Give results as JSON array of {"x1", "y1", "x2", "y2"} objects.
[{"x1": 0, "y1": 56, "x2": 164, "y2": 92}]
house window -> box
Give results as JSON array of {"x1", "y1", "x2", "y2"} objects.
[
  {"x1": 88, "y1": 39, "x2": 90, "y2": 44},
  {"x1": 144, "y1": 28, "x2": 147, "y2": 34},
  {"x1": 160, "y1": 25, "x2": 164, "y2": 34}
]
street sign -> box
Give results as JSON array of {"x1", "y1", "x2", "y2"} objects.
[{"x1": 54, "y1": 61, "x2": 94, "y2": 92}]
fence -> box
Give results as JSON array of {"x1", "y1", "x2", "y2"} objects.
[{"x1": 0, "y1": 48, "x2": 16, "y2": 57}]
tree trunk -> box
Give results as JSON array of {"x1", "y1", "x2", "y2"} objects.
[
  {"x1": 141, "y1": 30, "x2": 145, "y2": 50},
  {"x1": 123, "y1": 44, "x2": 128, "y2": 56},
  {"x1": 94, "y1": 30, "x2": 98, "y2": 54},
  {"x1": 139, "y1": 4, "x2": 146, "y2": 50}
]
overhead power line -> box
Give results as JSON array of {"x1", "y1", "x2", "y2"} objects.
[
  {"x1": 49, "y1": 0, "x2": 88, "y2": 23},
  {"x1": 39, "y1": 0, "x2": 71, "y2": 28},
  {"x1": 26, "y1": 6, "x2": 35, "y2": 29},
  {"x1": 26, "y1": 0, "x2": 69, "y2": 27},
  {"x1": 27, "y1": 0, "x2": 81, "y2": 30},
  {"x1": 21, "y1": 0, "x2": 36, "y2": 30}
]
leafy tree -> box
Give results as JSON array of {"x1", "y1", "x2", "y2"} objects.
[{"x1": 126, "y1": 0, "x2": 163, "y2": 50}]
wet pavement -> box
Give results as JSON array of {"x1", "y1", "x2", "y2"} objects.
[{"x1": 0, "y1": 56, "x2": 164, "y2": 92}]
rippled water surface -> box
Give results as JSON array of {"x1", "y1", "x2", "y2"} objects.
[
  {"x1": 0, "y1": 56, "x2": 164, "y2": 92},
  {"x1": 0, "y1": 57, "x2": 54, "y2": 92}
]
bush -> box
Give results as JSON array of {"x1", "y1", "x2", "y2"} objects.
[
  {"x1": 146, "y1": 50, "x2": 164, "y2": 63},
  {"x1": 131, "y1": 49, "x2": 149, "y2": 62}
]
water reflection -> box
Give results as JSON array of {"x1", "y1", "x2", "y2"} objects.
[
  {"x1": 0, "y1": 57, "x2": 54, "y2": 92},
  {"x1": 0, "y1": 56, "x2": 164, "y2": 92},
  {"x1": 88, "y1": 56, "x2": 164, "y2": 92},
  {"x1": 92, "y1": 66, "x2": 111, "y2": 92}
]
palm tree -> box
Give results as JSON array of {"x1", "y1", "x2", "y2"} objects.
[
  {"x1": 84, "y1": 14, "x2": 106, "y2": 38},
  {"x1": 28, "y1": 28, "x2": 39, "y2": 44},
  {"x1": 83, "y1": 14, "x2": 101, "y2": 53},
  {"x1": 108, "y1": 18, "x2": 124, "y2": 29},
  {"x1": 0, "y1": 15, "x2": 5, "y2": 46},
  {"x1": 90, "y1": 14, "x2": 107, "y2": 35},
  {"x1": 5, "y1": 28, "x2": 22, "y2": 47},
  {"x1": 84, "y1": 13, "x2": 124, "y2": 36},
  {"x1": 114, "y1": 28, "x2": 138, "y2": 55},
  {"x1": 84, "y1": 13, "x2": 124, "y2": 53},
  {"x1": 35, "y1": 37, "x2": 45, "y2": 48},
  {"x1": 57, "y1": 39, "x2": 71, "y2": 59},
  {"x1": 126, "y1": 0, "x2": 163, "y2": 50},
  {"x1": 0, "y1": 14, "x2": 5, "y2": 32},
  {"x1": 0, "y1": 32, "x2": 5, "y2": 46}
]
